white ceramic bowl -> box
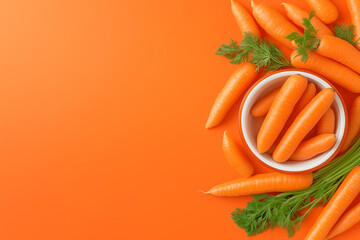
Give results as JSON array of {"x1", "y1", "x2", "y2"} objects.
[{"x1": 239, "y1": 70, "x2": 347, "y2": 173}]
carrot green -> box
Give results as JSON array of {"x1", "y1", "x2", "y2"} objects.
[
  {"x1": 334, "y1": 24, "x2": 360, "y2": 46},
  {"x1": 216, "y1": 32, "x2": 292, "y2": 71}
]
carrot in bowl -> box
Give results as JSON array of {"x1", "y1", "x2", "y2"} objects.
[
  {"x1": 205, "y1": 63, "x2": 258, "y2": 129},
  {"x1": 205, "y1": 172, "x2": 313, "y2": 196},
  {"x1": 305, "y1": 166, "x2": 360, "y2": 240},
  {"x1": 273, "y1": 88, "x2": 335, "y2": 162},
  {"x1": 223, "y1": 131, "x2": 254, "y2": 177},
  {"x1": 266, "y1": 82, "x2": 316, "y2": 154},
  {"x1": 251, "y1": 0, "x2": 301, "y2": 49},
  {"x1": 327, "y1": 201, "x2": 360, "y2": 239},
  {"x1": 340, "y1": 96, "x2": 360, "y2": 153},
  {"x1": 231, "y1": 0, "x2": 260, "y2": 39},
  {"x1": 257, "y1": 75, "x2": 308, "y2": 153},
  {"x1": 250, "y1": 87, "x2": 280, "y2": 117},
  {"x1": 282, "y1": 3, "x2": 333, "y2": 36},
  {"x1": 289, "y1": 134, "x2": 336, "y2": 161},
  {"x1": 317, "y1": 108, "x2": 335, "y2": 134},
  {"x1": 305, "y1": 0, "x2": 338, "y2": 24}
]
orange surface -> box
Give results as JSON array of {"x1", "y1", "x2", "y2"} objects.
[{"x1": 0, "y1": 0, "x2": 358, "y2": 240}]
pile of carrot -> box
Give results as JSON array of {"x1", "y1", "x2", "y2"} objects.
[{"x1": 204, "y1": 0, "x2": 360, "y2": 238}]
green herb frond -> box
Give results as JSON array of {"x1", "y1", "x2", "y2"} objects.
[
  {"x1": 334, "y1": 24, "x2": 360, "y2": 46},
  {"x1": 286, "y1": 10, "x2": 320, "y2": 63},
  {"x1": 216, "y1": 32, "x2": 292, "y2": 71},
  {"x1": 232, "y1": 136, "x2": 360, "y2": 237}
]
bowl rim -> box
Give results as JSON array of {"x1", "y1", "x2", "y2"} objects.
[{"x1": 238, "y1": 68, "x2": 348, "y2": 174}]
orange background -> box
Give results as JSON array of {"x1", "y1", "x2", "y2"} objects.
[{"x1": 0, "y1": 0, "x2": 358, "y2": 239}]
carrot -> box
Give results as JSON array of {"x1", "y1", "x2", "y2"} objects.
[
  {"x1": 326, "y1": 201, "x2": 360, "y2": 239},
  {"x1": 223, "y1": 131, "x2": 254, "y2": 177},
  {"x1": 305, "y1": 166, "x2": 360, "y2": 240},
  {"x1": 267, "y1": 82, "x2": 316, "y2": 154},
  {"x1": 205, "y1": 63, "x2": 258, "y2": 129},
  {"x1": 231, "y1": 0, "x2": 260, "y2": 38},
  {"x1": 305, "y1": 0, "x2": 338, "y2": 24},
  {"x1": 317, "y1": 108, "x2": 336, "y2": 134},
  {"x1": 289, "y1": 82, "x2": 317, "y2": 117},
  {"x1": 346, "y1": 0, "x2": 360, "y2": 47},
  {"x1": 206, "y1": 172, "x2": 313, "y2": 196},
  {"x1": 257, "y1": 75, "x2": 308, "y2": 153},
  {"x1": 273, "y1": 88, "x2": 335, "y2": 162},
  {"x1": 316, "y1": 34, "x2": 360, "y2": 75},
  {"x1": 282, "y1": 3, "x2": 333, "y2": 36},
  {"x1": 291, "y1": 51, "x2": 360, "y2": 93},
  {"x1": 251, "y1": 0, "x2": 302, "y2": 49},
  {"x1": 250, "y1": 87, "x2": 280, "y2": 117},
  {"x1": 288, "y1": 13, "x2": 360, "y2": 76},
  {"x1": 290, "y1": 134, "x2": 336, "y2": 161},
  {"x1": 340, "y1": 97, "x2": 360, "y2": 153}
]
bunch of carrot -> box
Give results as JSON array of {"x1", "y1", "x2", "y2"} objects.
[{"x1": 204, "y1": 0, "x2": 360, "y2": 238}]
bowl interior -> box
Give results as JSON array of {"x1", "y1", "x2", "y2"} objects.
[{"x1": 240, "y1": 71, "x2": 346, "y2": 172}]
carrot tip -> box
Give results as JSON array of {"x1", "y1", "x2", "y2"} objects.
[{"x1": 198, "y1": 190, "x2": 210, "y2": 194}]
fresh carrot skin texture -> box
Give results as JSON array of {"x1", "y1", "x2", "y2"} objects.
[
  {"x1": 290, "y1": 134, "x2": 336, "y2": 161},
  {"x1": 267, "y1": 82, "x2": 316, "y2": 154},
  {"x1": 346, "y1": 0, "x2": 360, "y2": 48},
  {"x1": 223, "y1": 131, "x2": 254, "y2": 177},
  {"x1": 317, "y1": 108, "x2": 336, "y2": 134},
  {"x1": 305, "y1": 166, "x2": 360, "y2": 240},
  {"x1": 282, "y1": 3, "x2": 333, "y2": 36},
  {"x1": 327, "y1": 201, "x2": 360, "y2": 239},
  {"x1": 341, "y1": 97, "x2": 360, "y2": 152},
  {"x1": 257, "y1": 75, "x2": 308, "y2": 153},
  {"x1": 251, "y1": 0, "x2": 302, "y2": 49},
  {"x1": 207, "y1": 172, "x2": 313, "y2": 196},
  {"x1": 291, "y1": 51, "x2": 360, "y2": 93},
  {"x1": 205, "y1": 63, "x2": 258, "y2": 129},
  {"x1": 231, "y1": 0, "x2": 261, "y2": 39},
  {"x1": 305, "y1": 0, "x2": 338, "y2": 24},
  {"x1": 273, "y1": 88, "x2": 335, "y2": 162},
  {"x1": 250, "y1": 87, "x2": 280, "y2": 117},
  {"x1": 317, "y1": 35, "x2": 360, "y2": 75}
]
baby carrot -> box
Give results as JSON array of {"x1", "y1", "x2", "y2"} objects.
[
  {"x1": 257, "y1": 75, "x2": 307, "y2": 153},
  {"x1": 290, "y1": 134, "x2": 336, "y2": 161},
  {"x1": 250, "y1": 87, "x2": 280, "y2": 117},
  {"x1": 267, "y1": 82, "x2": 316, "y2": 154},
  {"x1": 347, "y1": 0, "x2": 360, "y2": 47},
  {"x1": 223, "y1": 131, "x2": 254, "y2": 177},
  {"x1": 291, "y1": 51, "x2": 360, "y2": 93},
  {"x1": 282, "y1": 3, "x2": 333, "y2": 36},
  {"x1": 305, "y1": 166, "x2": 360, "y2": 240},
  {"x1": 305, "y1": 0, "x2": 338, "y2": 24},
  {"x1": 231, "y1": 0, "x2": 260, "y2": 38},
  {"x1": 205, "y1": 63, "x2": 258, "y2": 129},
  {"x1": 327, "y1": 201, "x2": 360, "y2": 239},
  {"x1": 340, "y1": 97, "x2": 360, "y2": 153},
  {"x1": 206, "y1": 172, "x2": 313, "y2": 196},
  {"x1": 317, "y1": 108, "x2": 335, "y2": 134},
  {"x1": 273, "y1": 88, "x2": 335, "y2": 162},
  {"x1": 251, "y1": 0, "x2": 301, "y2": 49}
]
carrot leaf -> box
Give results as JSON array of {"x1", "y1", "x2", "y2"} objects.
[
  {"x1": 286, "y1": 10, "x2": 320, "y2": 63},
  {"x1": 334, "y1": 24, "x2": 360, "y2": 46},
  {"x1": 232, "y1": 136, "x2": 360, "y2": 237},
  {"x1": 216, "y1": 33, "x2": 292, "y2": 71}
]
